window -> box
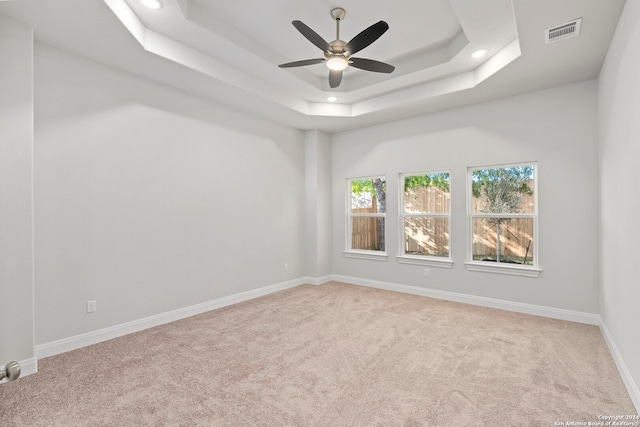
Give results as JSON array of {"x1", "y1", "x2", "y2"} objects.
[
  {"x1": 345, "y1": 177, "x2": 386, "y2": 260},
  {"x1": 397, "y1": 172, "x2": 453, "y2": 268},
  {"x1": 466, "y1": 163, "x2": 541, "y2": 277}
]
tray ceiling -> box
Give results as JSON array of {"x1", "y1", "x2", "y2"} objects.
[{"x1": 0, "y1": 0, "x2": 627, "y2": 131}]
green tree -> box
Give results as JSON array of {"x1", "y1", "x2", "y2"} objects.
[
  {"x1": 404, "y1": 173, "x2": 450, "y2": 192},
  {"x1": 472, "y1": 166, "x2": 533, "y2": 262}
]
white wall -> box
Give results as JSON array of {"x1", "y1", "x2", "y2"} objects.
[
  {"x1": 598, "y1": 0, "x2": 640, "y2": 409},
  {"x1": 332, "y1": 80, "x2": 600, "y2": 314},
  {"x1": 0, "y1": 15, "x2": 35, "y2": 371},
  {"x1": 304, "y1": 130, "x2": 332, "y2": 281},
  {"x1": 34, "y1": 45, "x2": 305, "y2": 345}
]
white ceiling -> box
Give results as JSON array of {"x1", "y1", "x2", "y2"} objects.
[{"x1": 0, "y1": 0, "x2": 627, "y2": 132}]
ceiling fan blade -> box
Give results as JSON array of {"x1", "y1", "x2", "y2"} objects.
[
  {"x1": 349, "y1": 58, "x2": 395, "y2": 73},
  {"x1": 292, "y1": 21, "x2": 331, "y2": 52},
  {"x1": 279, "y1": 58, "x2": 325, "y2": 68},
  {"x1": 344, "y1": 21, "x2": 389, "y2": 55},
  {"x1": 329, "y1": 70, "x2": 343, "y2": 88}
]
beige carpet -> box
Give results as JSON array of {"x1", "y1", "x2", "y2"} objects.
[{"x1": 1, "y1": 282, "x2": 636, "y2": 426}]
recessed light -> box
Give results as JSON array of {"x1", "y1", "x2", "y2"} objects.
[
  {"x1": 327, "y1": 96, "x2": 338, "y2": 102},
  {"x1": 140, "y1": 0, "x2": 162, "y2": 10},
  {"x1": 471, "y1": 49, "x2": 488, "y2": 59}
]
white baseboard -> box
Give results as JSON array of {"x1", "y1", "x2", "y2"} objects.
[
  {"x1": 599, "y1": 320, "x2": 640, "y2": 413},
  {"x1": 0, "y1": 357, "x2": 37, "y2": 384},
  {"x1": 332, "y1": 275, "x2": 601, "y2": 325},
  {"x1": 303, "y1": 275, "x2": 334, "y2": 286},
  {"x1": 35, "y1": 278, "x2": 305, "y2": 359}
]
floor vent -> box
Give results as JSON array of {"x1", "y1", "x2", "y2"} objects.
[{"x1": 545, "y1": 18, "x2": 582, "y2": 44}]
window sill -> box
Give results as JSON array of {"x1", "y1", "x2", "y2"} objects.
[
  {"x1": 343, "y1": 250, "x2": 388, "y2": 262},
  {"x1": 464, "y1": 261, "x2": 542, "y2": 278},
  {"x1": 396, "y1": 255, "x2": 453, "y2": 269}
]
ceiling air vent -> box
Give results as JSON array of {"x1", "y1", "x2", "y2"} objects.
[{"x1": 545, "y1": 18, "x2": 582, "y2": 44}]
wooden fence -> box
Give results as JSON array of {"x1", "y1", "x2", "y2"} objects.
[
  {"x1": 351, "y1": 214, "x2": 382, "y2": 251},
  {"x1": 472, "y1": 181, "x2": 534, "y2": 260},
  {"x1": 404, "y1": 217, "x2": 449, "y2": 256},
  {"x1": 472, "y1": 218, "x2": 533, "y2": 259},
  {"x1": 404, "y1": 187, "x2": 450, "y2": 256},
  {"x1": 351, "y1": 186, "x2": 534, "y2": 260},
  {"x1": 351, "y1": 196, "x2": 382, "y2": 250}
]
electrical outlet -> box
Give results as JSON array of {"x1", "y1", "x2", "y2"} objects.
[
  {"x1": 87, "y1": 300, "x2": 97, "y2": 313},
  {"x1": 424, "y1": 268, "x2": 430, "y2": 277},
  {"x1": 284, "y1": 263, "x2": 289, "y2": 271}
]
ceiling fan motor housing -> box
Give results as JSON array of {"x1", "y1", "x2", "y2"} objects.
[{"x1": 327, "y1": 40, "x2": 347, "y2": 56}]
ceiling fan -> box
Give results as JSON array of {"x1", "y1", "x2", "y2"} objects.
[{"x1": 278, "y1": 8, "x2": 395, "y2": 89}]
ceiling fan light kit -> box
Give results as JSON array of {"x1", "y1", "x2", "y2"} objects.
[
  {"x1": 278, "y1": 7, "x2": 395, "y2": 88},
  {"x1": 326, "y1": 57, "x2": 349, "y2": 71}
]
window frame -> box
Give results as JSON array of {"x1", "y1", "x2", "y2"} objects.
[
  {"x1": 464, "y1": 162, "x2": 541, "y2": 277},
  {"x1": 344, "y1": 175, "x2": 388, "y2": 261},
  {"x1": 396, "y1": 170, "x2": 453, "y2": 269}
]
